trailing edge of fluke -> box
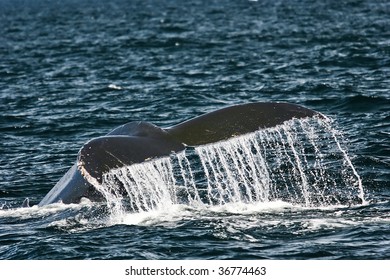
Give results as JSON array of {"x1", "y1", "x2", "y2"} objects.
[{"x1": 38, "y1": 102, "x2": 322, "y2": 206}]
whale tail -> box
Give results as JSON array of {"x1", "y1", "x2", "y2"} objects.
[
  {"x1": 39, "y1": 102, "x2": 322, "y2": 206},
  {"x1": 167, "y1": 102, "x2": 322, "y2": 146}
]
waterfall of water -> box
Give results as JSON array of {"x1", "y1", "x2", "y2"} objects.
[{"x1": 93, "y1": 117, "x2": 365, "y2": 216}]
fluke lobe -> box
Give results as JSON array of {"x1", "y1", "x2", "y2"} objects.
[{"x1": 39, "y1": 102, "x2": 321, "y2": 206}]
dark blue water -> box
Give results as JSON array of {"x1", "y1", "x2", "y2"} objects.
[{"x1": 0, "y1": 0, "x2": 389, "y2": 259}]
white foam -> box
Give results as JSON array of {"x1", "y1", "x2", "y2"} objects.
[
  {"x1": 0, "y1": 199, "x2": 93, "y2": 219},
  {"x1": 108, "y1": 84, "x2": 123, "y2": 90},
  {"x1": 112, "y1": 200, "x2": 351, "y2": 227}
]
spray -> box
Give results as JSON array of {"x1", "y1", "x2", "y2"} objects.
[{"x1": 93, "y1": 117, "x2": 364, "y2": 216}]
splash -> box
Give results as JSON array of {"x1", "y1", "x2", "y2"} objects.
[{"x1": 92, "y1": 117, "x2": 365, "y2": 218}]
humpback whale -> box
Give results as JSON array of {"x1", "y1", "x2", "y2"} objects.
[{"x1": 39, "y1": 102, "x2": 322, "y2": 206}]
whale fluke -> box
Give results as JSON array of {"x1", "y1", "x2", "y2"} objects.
[
  {"x1": 78, "y1": 122, "x2": 185, "y2": 183},
  {"x1": 167, "y1": 102, "x2": 320, "y2": 146},
  {"x1": 39, "y1": 102, "x2": 322, "y2": 206}
]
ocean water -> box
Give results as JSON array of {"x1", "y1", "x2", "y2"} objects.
[{"x1": 0, "y1": 0, "x2": 389, "y2": 260}]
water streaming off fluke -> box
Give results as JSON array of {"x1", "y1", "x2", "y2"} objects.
[{"x1": 93, "y1": 117, "x2": 365, "y2": 216}]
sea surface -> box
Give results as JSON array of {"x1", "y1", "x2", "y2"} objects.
[{"x1": 0, "y1": 0, "x2": 389, "y2": 260}]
